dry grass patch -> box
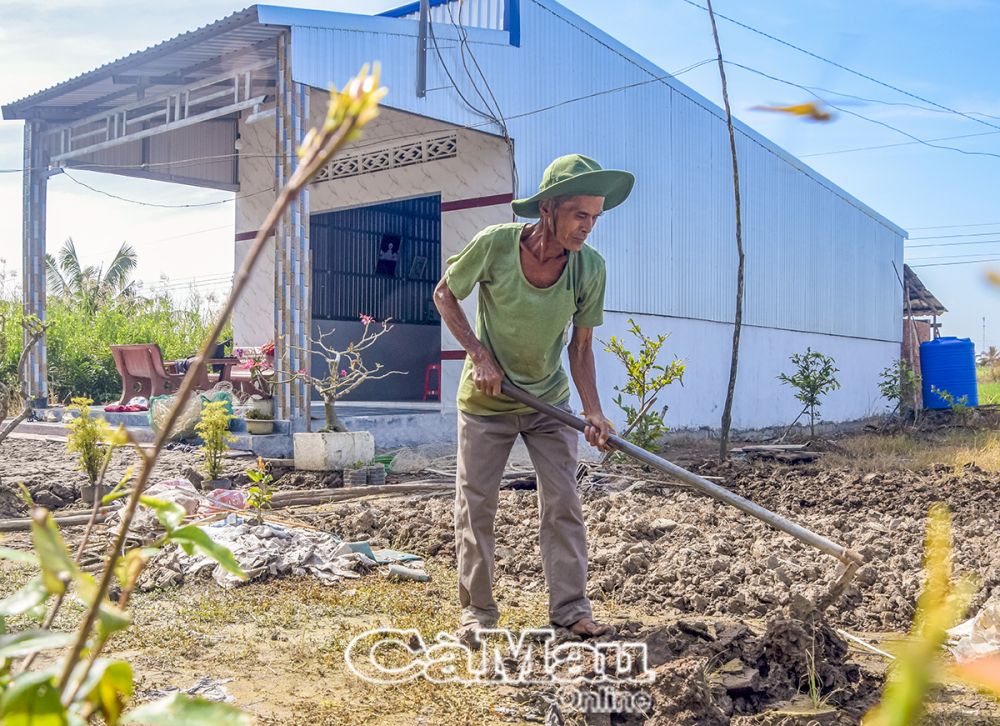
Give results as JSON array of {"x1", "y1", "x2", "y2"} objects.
[{"x1": 822, "y1": 428, "x2": 1000, "y2": 473}]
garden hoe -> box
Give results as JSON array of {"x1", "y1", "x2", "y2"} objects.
[{"x1": 500, "y1": 381, "x2": 864, "y2": 611}]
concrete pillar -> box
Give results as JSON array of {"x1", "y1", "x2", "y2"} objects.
[
  {"x1": 21, "y1": 121, "x2": 48, "y2": 405},
  {"x1": 274, "y1": 33, "x2": 312, "y2": 430}
]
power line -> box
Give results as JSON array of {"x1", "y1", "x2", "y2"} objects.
[
  {"x1": 426, "y1": 11, "x2": 497, "y2": 122},
  {"x1": 799, "y1": 130, "x2": 1000, "y2": 159},
  {"x1": 446, "y1": 0, "x2": 518, "y2": 193},
  {"x1": 909, "y1": 230, "x2": 1000, "y2": 240},
  {"x1": 907, "y1": 249, "x2": 1000, "y2": 261},
  {"x1": 59, "y1": 171, "x2": 274, "y2": 208},
  {"x1": 726, "y1": 61, "x2": 1000, "y2": 162},
  {"x1": 910, "y1": 257, "x2": 1000, "y2": 268},
  {"x1": 909, "y1": 221, "x2": 1000, "y2": 231},
  {"x1": 678, "y1": 0, "x2": 1000, "y2": 134},
  {"x1": 907, "y1": 238, "x2": 1000, "y2": 250}
]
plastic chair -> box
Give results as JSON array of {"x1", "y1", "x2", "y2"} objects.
[{"x1": 423, "y1": 363, "x2": 441, "y2": 401}]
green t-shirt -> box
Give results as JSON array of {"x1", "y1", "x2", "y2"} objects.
[{"x1": 445, "y1": 222, "x2": 606, "y2": 415}]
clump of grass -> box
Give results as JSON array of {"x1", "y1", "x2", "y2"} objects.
[
  {"x1": 821, "y1": 429, "x2": 1000, "y2": 473},
  {"x1": 948, "y1": 431, "x2": 1000, "y2": 473}
]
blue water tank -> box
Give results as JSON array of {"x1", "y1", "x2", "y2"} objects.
[{"x1": 920, "y1": 337, "x2": 978, "y2": 409}]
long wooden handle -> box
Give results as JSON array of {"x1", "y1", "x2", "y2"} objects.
[{"x1": 500, "y1": 380, "x2": 862, "y2": 566}]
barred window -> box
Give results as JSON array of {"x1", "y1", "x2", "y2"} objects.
[{"x1": 310, "y1": 195, "x2": 441, "y2": 325}]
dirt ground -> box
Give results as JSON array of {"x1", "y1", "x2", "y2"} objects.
[{"x1": 1, "y1": 428, "x2": 999, "y2": 724}]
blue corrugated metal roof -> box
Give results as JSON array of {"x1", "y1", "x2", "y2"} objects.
[{"x1": 379, "y1": 0, "x2": 454, "y2": 18}]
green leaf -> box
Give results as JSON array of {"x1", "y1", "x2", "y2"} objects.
[
  {"x1": 30, "y1": 511, "x2": 78, "y2": 596},
  {"x1": 0, "y1": 629, "x2": 75, "y2": 659},
  {"x1": 74, "y1": 571, "x2": 99, "y2": 604},
  {"x1": 0, "y1": 577, "x2": 51, "y2": 617},
  {"x1": 0, "y1": 547, "x2": 38, "y2": 566},
  {"x1": 75, "y1": 659, "x2": 133, "y2": 725},
  {"x1": 0, "y1": 670, "x2": 65, "y2": 726},
  {"x1": 97, "y1": 603, "x2": 133, "y2": 638},
  {"x1": 139, "y1": 497, "x2": 187, "y2": 532},
  {"x1": 123, "y1": 694, "x2": 249, "y2": 725},
  {"x1": 168, "y1": 527, "x2": 246, "y2": 581}
]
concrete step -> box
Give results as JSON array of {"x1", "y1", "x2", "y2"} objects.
[
  {"x1": 231, "y1": 433, "x2": 293, "y2": 459},
  {"x1": 10, "y1": 420, "x2": 158, "y2": 444}
]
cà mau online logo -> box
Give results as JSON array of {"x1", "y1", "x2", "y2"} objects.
[{"x1": 344, "y1": 627, "x2": 655, "y2": 686}]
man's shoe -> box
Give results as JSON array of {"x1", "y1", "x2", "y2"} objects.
[{"x1": 456, "y1": 621, "x2": 494, "y2": 650}]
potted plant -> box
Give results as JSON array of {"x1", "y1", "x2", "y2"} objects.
[
  {"x1": 289, "y1": 315, "x2": 406, "y2": 471},
  {"x1": 244, "y1": 407, "x2": 274, "y2": 435},
  {"x1": 235, "y1": 343, "x2": 276, "y2": 418},
  {"x1": 66, "y1": 397, "x2": 112, "y2": 504},
  {"x1": 195, "y1": 399, "x2": 235, "y2": 490}
]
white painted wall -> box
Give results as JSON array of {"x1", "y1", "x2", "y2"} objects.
[{"x1": 576, "y1": 312, "x2": 898, "y2": 432}]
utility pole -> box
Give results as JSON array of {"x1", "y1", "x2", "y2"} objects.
[
  {"x1": 416, "y1": 0, "x2": 429, "y2": 98},
  {"x1": 983, "y1": 316, "x2": 987, "y2": 351}
]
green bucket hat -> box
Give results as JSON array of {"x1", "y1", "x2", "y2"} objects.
[{"x1": 511, "y1": 153, "x2": 635, "y2": 219}]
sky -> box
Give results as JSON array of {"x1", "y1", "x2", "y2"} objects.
[{"x1": 1, "y1": 0, "x2": 998, "y2": 348}]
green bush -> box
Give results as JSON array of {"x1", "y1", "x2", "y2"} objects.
[
  {"x1": 0, "y1": 291, "x2": 224, "y2": 405},
  {"x1": 66, "y1": 397, "x2": 111, "y2": 484}
]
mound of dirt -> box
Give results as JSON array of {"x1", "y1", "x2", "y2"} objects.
[
  {"x1": 638, "y1": 602, "x2": 877, "y2": 723},
  {"x1": 309, "y1": 462, "x2": 1000, "y2": 633}
]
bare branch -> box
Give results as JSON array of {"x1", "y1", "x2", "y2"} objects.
[{"x1": 0, "y1": 319, "x2": 49, "y2": 447}]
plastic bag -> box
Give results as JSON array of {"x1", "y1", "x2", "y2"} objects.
[
  {"x1": 149, "y1": 382, "x2": 236, "y2": 440},
  {"x1": 149, "y1": 394, "x2": 202, "y2": 440}
]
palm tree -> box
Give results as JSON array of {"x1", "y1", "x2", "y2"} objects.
[
  {"x1": 45, "y1": 238, "x2": 138, "y2": 309},
  {"x1": 978, "y1": 346, "x2": 1000, "y2": 368},
  {"x1": 978, "y1": 345, "x2": 1000, "y2": 382}
]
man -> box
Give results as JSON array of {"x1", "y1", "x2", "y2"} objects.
[{"x1": 433, "y1": 153, "x2": 635, "y2": 642}]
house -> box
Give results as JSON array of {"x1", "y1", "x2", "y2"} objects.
[
  {"x1": 902, "y1": 264, "x2": 947, "y2": 403},
  {"x1": 3, "y1": 0, "x2": 906, "y2": 442}
]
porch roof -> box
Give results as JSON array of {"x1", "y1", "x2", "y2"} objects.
[
  {"x1": 2, "y1": 7, "x2": 283, "y2": 122},
  {"x1": 904, "y1": 264, "x2": 947, "y2": 317}
]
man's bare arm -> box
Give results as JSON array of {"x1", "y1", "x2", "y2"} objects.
[
  {"x1": 433, "y1": 278, "x2": 503, "y2": 396},
  {"x1": 568, "y1": 326, "x2": 612, "y2": 450}
]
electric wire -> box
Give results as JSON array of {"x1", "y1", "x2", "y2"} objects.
[
  {"x1": 909, "y1": 231, "x2": 1000, "y2": 241},
  {"x1": 909, "y1": 221, "x2": 1000, "y2": 231},
  {"x1": 799, "y1": 130, "x2": 1000, "y2": 159},
  {"x1": 907, "y1": 239, "x2": 1000, "y2": 250},
  {"x1": 726, "y1": 61, "x2": 1000, "y2": 162},
  {"x1": 60, "y1": 170, "x2": 274, "y2": 208},
  {"x1": 910, "y1": 257, "x2": 1000, "y2": 268},
  {"x1": 448, "y1": 0, "x2": 518, "y2": 192},
  {"x1": 677, "y1": 0, "x2": 1000, "y2": 134},
  {"x1": 426, "y1": 10, "x2": 496, "y2": 122}
]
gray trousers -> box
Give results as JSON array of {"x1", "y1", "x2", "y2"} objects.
[{"x1": 455, "y1": 406, "x2": 593, "y2": 628}]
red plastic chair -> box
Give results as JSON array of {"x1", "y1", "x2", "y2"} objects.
[{"x1": 423, "y1": 363, "x2": 441, "y2": 401}]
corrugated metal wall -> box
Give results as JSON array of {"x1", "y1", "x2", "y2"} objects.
[
  {"x1": 287, "y1": 0, "x2": 903, "y2": 342},
  {"x1": 396, "y1": 0, "x2": 506, "y2": 30}
]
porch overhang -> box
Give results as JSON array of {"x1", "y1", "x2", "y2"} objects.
[{"x1": 1, "y1": 6, "x2": 286, "y2": 191}]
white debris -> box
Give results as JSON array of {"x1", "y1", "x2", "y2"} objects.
[
  {"x1": 174, "y1": 517, "x2": 376, "y2": 588},
  {"x1": 949, "y1": 593, "x2": 1000, "y2": 662}
]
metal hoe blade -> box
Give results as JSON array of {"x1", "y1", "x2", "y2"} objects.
[{"x1": 500, "y1": 381, "x2": 864, "y2": 609}]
